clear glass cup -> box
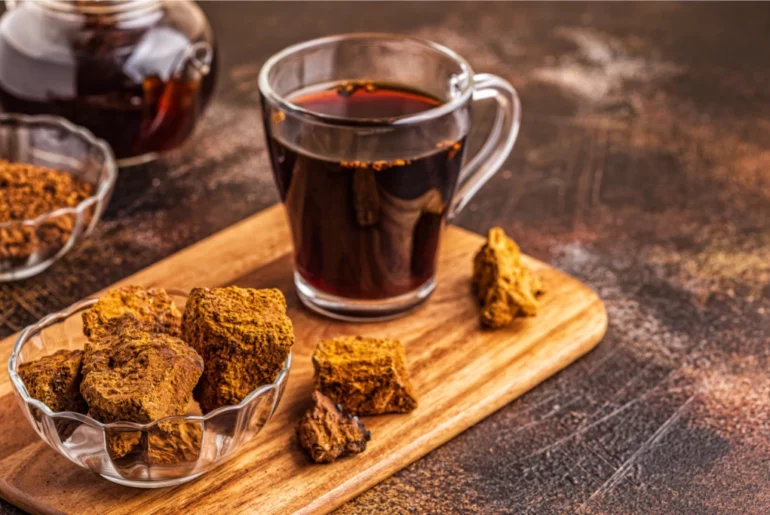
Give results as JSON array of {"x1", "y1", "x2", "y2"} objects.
[{"x1": 259, "y1": 34, "x2": 521, "y2": 321}]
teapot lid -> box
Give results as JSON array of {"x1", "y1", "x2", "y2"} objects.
[{"x1": 33, "y1": 0, "x2": 161, "y2": 19}]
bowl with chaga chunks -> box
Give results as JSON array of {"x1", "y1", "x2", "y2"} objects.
[{"x1": 7, "y1": 286, "x2": 293, "y2": 488}]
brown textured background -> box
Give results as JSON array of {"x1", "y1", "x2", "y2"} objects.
[{"x1": 1, "y1": 2, "x2": 769, "y2": 513}]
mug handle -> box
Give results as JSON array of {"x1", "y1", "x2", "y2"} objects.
[{"x1": 448, "y1": 73, "x2": 522, "y2": 220}]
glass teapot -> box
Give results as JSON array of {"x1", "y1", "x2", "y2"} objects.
[{"x1": 0, "y1": 0, "x2": 216, "y2": 165}]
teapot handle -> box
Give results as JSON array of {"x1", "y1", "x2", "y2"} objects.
[
  {"x1": 136, "y1": 41, "x2": 214, "y2": 150},
  {"x1": 172, "y1": 41, "x2": 214, "y2": 82}
]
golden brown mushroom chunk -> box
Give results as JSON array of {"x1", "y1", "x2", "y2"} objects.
[
  {"x1": 147, "y1": 420, "x2": 203, "y2": 466},
  {"x1": 182, "y1": 287, "x2": 294, "y2": 413},
  {"x1": 298, "y1": 391, "x2": 370, "y2": 464},
  {"x1": 81, "y1": 285, "x2": 182, "y2": 338},
  {"x1": 80, "y1": 320, "x2": 203, "y2": 458},
  {"x1": 81, "y1": 322, "x2": 203, "y2": 423},
  {"x1": 472, "y1": 227, "x2": 544, "y2": 328},
  {"x1": 17, "y1": 349, "x2": 87, "y2": 413},
  {"x1": 312, "y1": 336, "x2": 418, "y2": 416}
]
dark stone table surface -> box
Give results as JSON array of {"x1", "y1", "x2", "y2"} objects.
[{"x1": 2, "y1": 2, "x2": 768, "y2": 513}]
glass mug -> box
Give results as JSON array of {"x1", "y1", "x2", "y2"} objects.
[{"x1": 259, "y1": 34, "x2": 521, "y2": 321}]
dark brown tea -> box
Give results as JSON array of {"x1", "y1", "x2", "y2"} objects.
[{"x1": 266, "y1": 82, "x2": 466, "y2": 300}]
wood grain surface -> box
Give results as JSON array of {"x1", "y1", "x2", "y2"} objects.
[{"x1": 0, "y1": 205, "x2": 605, "y2": 515}]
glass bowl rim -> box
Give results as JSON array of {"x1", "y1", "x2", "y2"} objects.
[
  {"x1": 0, "y1": 112, "x2": 118, "y2": 230},
  {"x1": 258, "y1": 32, "x2": 476, "y2": 128},
  {"x1": 7, "y1": 288, "x2": 292, "y2": 431}
]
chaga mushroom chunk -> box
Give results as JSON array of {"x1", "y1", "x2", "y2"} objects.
[
  {"x1": 182, "y1": 286, "x2": 294, "y2": 413},
  {"x1": 81, "y1": 323, "x2": 203, "y2": 424},
  {"x1": 147, "y1": 420, "x2": 203, "y2": 465},
  {"x1": 82, "y1": 285, "x2": 182, "y2": 338},
  {"x1": 298, "y1": 391, "x2": 370, "y2": 464},
  {"x1": 312, "y1": 336, "x2": 418, "y2": 416},
  {"x1": 80, "y1": 320, "x2": 203, "y2": 459},
  {"x1": 17, "y1": 349, "x2": 87, "y2": 414},
  {"x1": 472, "y1": 227, "x2": 544, "y2": 328}
]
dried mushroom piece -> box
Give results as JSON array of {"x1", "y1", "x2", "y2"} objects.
[
  {"x1": 472, "y1": 227, "x2": 544, "y2": 328},
  {"x1": 104, "y1": 430, "x2": 142, "y2": 461},
  {"x1": 17, "y1": 349, "x2": 87, "y2": 414},
  {"x1": 298, "y1": 391, "x2": 370, "y2": 463},
  {"x1": 81, "y1": 324, "x2": 203, "y2": 422},
  {"x1": 82, "y1": 285, "x2": 182, "y2": 338},
  {"x1": 182, "y1": 286, "x2": 294, "y2": 413},
  {"x1": 106, "y1": 421, "x2": 203, "y2": 468},
  {"x1": 147, "y1": 419, "x2": 203, "y2": 466},
  {"x1": 80, "y1": 321, "x2": 203, "y2": 458},
  {"x1": 81, "y1": 314, "x2": 141, "y2": 377},
  {"x1": 312, "y1": 336, "x2": 418, "y2": 416}
]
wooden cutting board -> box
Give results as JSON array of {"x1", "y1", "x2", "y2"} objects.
[{"x1": 0, "y1": 204, "x2": 607, "y2": 515}]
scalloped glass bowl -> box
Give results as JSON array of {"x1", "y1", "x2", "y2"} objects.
[
  {"x1": 7, "y1": 292, "x2": 292, "y2": 488},
  {"x1": 0, "y1": 113, "x2": 117, "y2": 281}
]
